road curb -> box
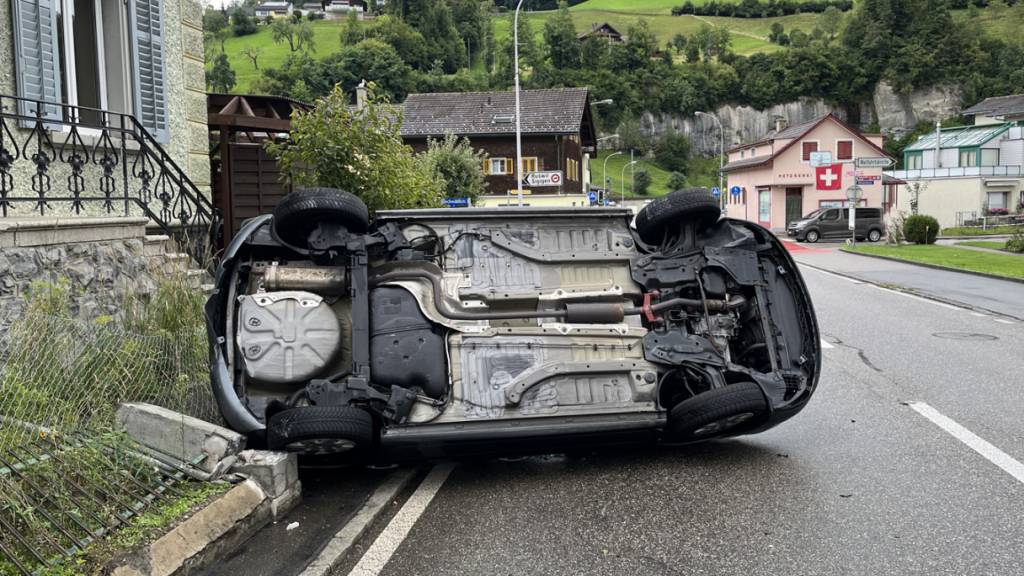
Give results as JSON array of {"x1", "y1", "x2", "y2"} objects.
[
  {"x1": 300, "y1": 467, "x2": 420, "y2": 576},
  {"x1": 796, "y1": 260, "x2": 1024, "y2": 322},
  {"x1": 838, "y1": 248, "x2": 1024, "y2": 286}
]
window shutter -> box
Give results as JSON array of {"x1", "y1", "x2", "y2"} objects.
[
  {"x1": 130, "y1": 0, "x2": 169, "y2": 142},
  {"x1": 11, "y1": 0, "x2": 63, "y2": 122}
]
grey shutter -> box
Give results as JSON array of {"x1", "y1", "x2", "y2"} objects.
[
  {"x1": 130, "y1": 0, "x2": 168, "y2": 142},
  {"x1": 11, "y1": 0, "x2": 63, "y2": 122}
]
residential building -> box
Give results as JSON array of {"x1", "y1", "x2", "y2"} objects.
[
  {"x1": 579, "y1": 22, "x2": 624, "y2": 44},
  {"x1": 722, "y1": 114, "x2": 891, "y2": 231},
  {"x1": 886, "y1": 94, "x2": 1024, "y2": 227},
  {"x1": 400, "y1": 88, "x2": 598, "y2": 207},
  {"x1": 255, "y1": 1, "x2": 294, "y2": 18}
]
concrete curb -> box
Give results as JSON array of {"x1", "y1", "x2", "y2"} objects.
[
  {"x1": 797, "y1": 260, "x2": 1024, "y2": 322},
  {"x1": 300, "y1": 468, "x2": 420, "y2": 576},
  {"x1": 838, "y1": 248, "x2": 1024, "y2": 286}
]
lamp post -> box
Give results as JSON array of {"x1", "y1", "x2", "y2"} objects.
[
  {"x1": 513, "y1": 0, "x2": 525, "y2": 206},
  {"x1": 621, "y1": 160, "x2": 637, "y2": 204},
  {"x1": 602, "y1": 150, "x2": 622, "y2": 201},
  {"x1": 696, "y1": 111, "x2": 724, "y2": 212},
  {"x1": 592, "y1": 99, "x2": 614, "y2": 106}
]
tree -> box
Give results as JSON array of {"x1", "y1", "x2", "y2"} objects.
[
  {"x1": 769, "y1": 22, "x2": 786, "y2": 43},
  {"x1": 820, "y1": 6, "x2": 843, "y2": 42},
  {"x1": 242, "y1": 46, "x2": 262, "y2": 70},
  {"x1": 544, "y1": 2, "x2": 580, "y2": 69},
  {"x1": 291, "y1": 9, "x2": 303, "y2": 23},
  {"x1": 296, "y1": 21, "x2": 316, "y2": 53},
  {"x1": 419, "y1": 133, "x2": 488, "y2": 202},
  {"x1": 206, "y1": 53, "x2": 236, "y2": 92},
  {"x1": 633, "y1": 169, "x2": 653, "y2": 195},
  {"x1": 653, "y1": 130, "x2": 692, "y2": 173},
  {"x1": 203, "y1": 8, "x2": 228, "y2": 34},
  {"x1": 271, "y1": 19, "x2": 298, "y2": 52},
  {"x1": 370, "y1": 15, "x2": 430, "y2": 69},
  {"x1": 671, "y1": 33, "x2": 688, "y2": 54},
  {"x1": 267, "y1": 84, "x2": 443, "y2": 212},
  {"x1": 230, "y1": 9, "x2": 258, "y2": 36},
  {"x1": 668, "y1": 171, "x2": 687, "y2": 190},
  {"x1": 342, "y1": 9, "x2": 363, "y2": 45}
]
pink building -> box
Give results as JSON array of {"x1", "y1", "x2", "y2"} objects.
[{"x1": 722, "y1": 114, "x2": 894, "y2": 231}]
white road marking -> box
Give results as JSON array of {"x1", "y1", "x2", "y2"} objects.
[
  {"x1": 820, "y1": 338, "x2": 834, "y2": 349},
  {"x1": 994, "y1": 318, "x2": 1016, "y2": 325},
  {"x1": 908, "y1": 402, "x2": 1024, "y2": 486},
  {"x1": 347, "y1": 463, "x2": 456, "y2": 576},
  {"x1": 800, "y1": 265, "x2": 864, "y2": 284},
  {"x1": 867, "y1": 284, "x2": 962, "y2": 311}
]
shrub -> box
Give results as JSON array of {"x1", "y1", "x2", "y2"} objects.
[
  {"x1": 903, "y1": 214, "x2": 940, "y2": 244},
  {"x1": 634, "y1": 170, "x2": 653, "y2": 195},
  {"x1": 1006, "y1": 229, "x2": 1024, "y2": 253},
  {"x1": 668, "y1": 171, "x2": 687, "y2": 190},
  {"x1": 653, "y1": 131, "x2": 692, "y2": 173}
]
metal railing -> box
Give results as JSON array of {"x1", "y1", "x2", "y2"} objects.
[
  {"x1": 887, "y1": 166, "x2": 1023, "y2": 179},
  {"x1": 0, "y1": 95, "x2": 221, "y2": 268}
]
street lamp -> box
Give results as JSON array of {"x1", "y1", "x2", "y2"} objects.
[
  {"x1": 602, "y1": 150, "x2": 622, "y2": 201},
  {"x1": 592, "y1": 99, "x2": 614, "y2": 106},
  {"x1": 695, "y1": 111, "x2": 725, "y2": 212},
  {"x1": 621, "y1": 160, "x2": 637, "y2": 204},
  {"x1": 513, "y1": 0, "x2": 525, "y2": 206}
]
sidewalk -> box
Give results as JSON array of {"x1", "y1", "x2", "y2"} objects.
[{"x1": 788, "y1": 246, "x2": 1024, "y2": 320}]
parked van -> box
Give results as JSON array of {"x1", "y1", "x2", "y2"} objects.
[{"x1": 787, "y1": 207, "x2": 885, "y2": 243}]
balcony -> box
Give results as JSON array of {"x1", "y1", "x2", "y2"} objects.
[{"x1": 887, "y1": 166, "x2": 1023, "y2": 179}]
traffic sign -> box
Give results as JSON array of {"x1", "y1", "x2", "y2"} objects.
[
  {"x1": 443, "y1": 197, "x2": 470, "y2": 208},
  {"x1": 730, "y1": 185, "x2": 742, "y2": 196},
  {"x1": 587, "y1": 191, "x2": 597, "y2": 204},
  {"x1": 711, "y1": 187, "x2": 721, "y2": 198},
  {"x1": 523, "y1": 171, "x2": 564, "y2": 187},
  {"x1": 809, "y1": 151, "x2": 833, "y2": 167},
  {"x1": 855, "y1": 157, "x2": 894, "y2": 168}
]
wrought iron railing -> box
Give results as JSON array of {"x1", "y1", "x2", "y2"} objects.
[{"x1": 0, "y1": 95, "x2": 221, "y2": 269}]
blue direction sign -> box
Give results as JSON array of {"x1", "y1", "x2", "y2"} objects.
[
  {"x1": 443, "y1": 197, "x2": 470, "y2": 208},
  {"x1": 711, "y1": 187, "x2": 721, "y2": 198},
  {"x1": 730, "y1": 185, "x2": 742, "y2": 196},
  {"x1": 588, "y1": 191, "x2": 598, "y2": 204}
]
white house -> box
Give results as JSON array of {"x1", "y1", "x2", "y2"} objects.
[
  {"x1": 886, "y1": 94, "x2": 1024, "y2": 227},
  {"x1": 255, "y1": 1, "x2": 294, "y2": 18}
]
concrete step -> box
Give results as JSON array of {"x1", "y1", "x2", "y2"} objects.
[
  {"x1": 143, "y1": 234, "x2": 172, "y2": 256},
  {"x1": 150, "y1": 252, "x2": 191, "y2": 273}
]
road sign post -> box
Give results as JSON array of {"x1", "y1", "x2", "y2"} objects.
[
  {"x1": 855, "y1": 157, "x2": 895, "y2": 169},
  {"x1": 522, "y1": 171, "x2": 564, "y2": 188},
  {"x1": 846, "y1": 184, "x2": 863, "y2": 247}
]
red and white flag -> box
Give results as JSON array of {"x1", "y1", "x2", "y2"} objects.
[{"x1": 815, "y1": 164, "x2": 842, "y2": 191}]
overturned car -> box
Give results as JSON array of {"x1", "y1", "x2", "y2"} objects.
[{"x1": 205, "y1": 188, "x2": 820, "y2": 459}]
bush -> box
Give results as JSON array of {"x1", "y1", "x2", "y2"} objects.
[
  {"x1": 903, "y1": 214, "x2": 940, "y2": 244},
  {"x1": 653, "y1": 131, "x2": 692, "y2": 173},
  {"x1": 1006, "y1": 229, "x2": 1024, "y2": 253},
  {"x1": 668, "y1": 171, "x2": 687, "y2": 190},
  {"x1": 419, "y1": 133, "x2": 488, "y2": 202},
  {"x1": 230, "y1": 9, "x2": 258, "y2": 36},
  {"x1": 634, "y1": 170, "x2": 653, "y2": 195}
]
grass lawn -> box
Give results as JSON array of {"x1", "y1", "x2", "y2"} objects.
[
  {"x1": 216, "y1": 20, "x2": 346, "y2": 93},
  {"x1": 594, "y1": 150, "x2": 719, "y2": 198},
  {"x1": 940, "y1": 225, "x2": 1024, "y2": 237},
  {"x1": 957, "y1": 240, "x2": 1009, "y2": 251},
  {"x1": 842, "y1": 244, "x2": 1024, "y2": 280}
]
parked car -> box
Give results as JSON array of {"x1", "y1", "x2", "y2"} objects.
[
  {"x1": 787, "y1": 206, "x2": 885, "y2": 243},
  {"x1": 205, "y1": 188, "x2": 821, "y2": 460}
]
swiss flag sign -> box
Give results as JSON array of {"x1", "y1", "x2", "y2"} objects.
[{"x1": 815, "y1": 164, "x2": 843, "y2": 191}]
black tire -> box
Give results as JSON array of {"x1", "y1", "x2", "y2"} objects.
[
  {"x1": 635, "y1": 188, "x2": 722, "y2": 245},
  {"x1": 272, "y1": 187, "x2": 370, "y2": 247},
  {"x1": 664, "y1": 381, "x2": 769, "y2": 443},
  {"x1": 868, "y1": 229, "x2": 882, "y2": 242},
  {"x1": 805, "y1": 229, "x2": 820, "y2": 243},
  {"x1": 267, "y1": 406, "x2": 375, "y2": 455}
]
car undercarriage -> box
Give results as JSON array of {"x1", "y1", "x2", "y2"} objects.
[{"x1": 205, "y1": 188, "x2": 820, "y2": 459}]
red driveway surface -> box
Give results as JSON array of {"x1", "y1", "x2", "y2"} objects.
[{"x1": 780, "y1": 239, "x2": 831, "y2": 254}]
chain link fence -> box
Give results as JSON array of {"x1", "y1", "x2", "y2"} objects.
[{"x1": 0, "y1": 273, "x2": 221, "y2": 574}]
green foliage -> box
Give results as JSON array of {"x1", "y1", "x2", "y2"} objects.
[
  {"x1": 1005, "y1": 229, "x2": 1024, "y2": 253},
  {"x1": 668, "y1": 171, "x2": 687, "y2": 190},
  {"x1": 903, "y1": 214, "x2": 940, "y2": 244},
  {"x1": 203, "y1": 8, "x2": 228, "y2": 34},
  {"x1": 634, "y1": 169, "x2": 653, "y2": 195},
  {"x1": 941, "y1": 224, "x2": 1024, "y2": 236},
  {"x1": 206, "y1": 53, "x2": 236, "y2": 93},
  {"x1": 616, "y1": 117, "x2": 653, "y2": 155},
  {"x1": 544, "y1": 2, "x2": 581, "y2": 69},
  {"x1": 230, "y1": 9, "x2": 258, "y2": 36},
  {"x1": 419, "y1": 133, "x2": 489, "y2": 202},
  {"x1": 653, "y1": 130, "x2": 692, "y2": 173},
  {"x1": 272, "y1": 19, "x2": 315, "y2": 53},
  {"x1": 342, "y1": 9, "x2": 363, "y2": 45},
  {"x1": 267, "y1": 84, "x2": 443, "y2": 212}
]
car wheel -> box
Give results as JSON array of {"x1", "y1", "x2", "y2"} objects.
[
  {"x1": 272, "y1": 187, "x2": 370, "y2": 248},
  {"x1": 868, "y1": 229, "x2": 882, "y2": 242},
  {"x1": 805, "y1": 230, "x2": 820, "y2": 243},
  {"x1": 663, "y1": 381, "x2": 769, "y2": 443},
  {"x1": 267, "y1": 406, "x2": 375, "y2": 455},
  {"x1": 634, "y1": 188, "x2": 721, "y2": 245}
]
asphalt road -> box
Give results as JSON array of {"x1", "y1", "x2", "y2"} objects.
[{"x1": 333, "y1": 261, "x2": 1024, "y2": 576}]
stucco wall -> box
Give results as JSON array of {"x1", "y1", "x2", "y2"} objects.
[
  {"x1": 0, "y1": 0, "x2": 208, "y2": 219},
  {"x1": 894, "y1": 179, "x2": 985, "y2": 229}
]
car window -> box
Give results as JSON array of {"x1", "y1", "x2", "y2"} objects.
[
  {"x1": 820, "y1": 209, "x2": 838, "y2": 221},
  {"x1": 804, "y1": 209, "x2": 826, "y2": 220}
]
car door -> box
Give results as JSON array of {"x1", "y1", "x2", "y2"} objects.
[{"x1": 818, "y1": 209, "x2": 841, "y2": 237}]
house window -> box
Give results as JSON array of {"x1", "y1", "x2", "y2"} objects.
[
  {"x1": 489, "y1": 158, "x2": 510, "y2": 175},
  {"x1": 758, "y1": 189, "x2": 771, "y2": 223},
  {"x1": 566, "y1": 159, "x2": 578, "y2": 181},
  {"x1": 906, "y1": 152, "x2": 923, "y2": 170},
  {"x1": 837, "y1": 140, "x2": 853, "y2": 161},
  {"x1": 740, "y1": 150, "x2": 745, "y2": 159},
  {"x1": 522, "y1": 157, "x2": 539, "y2": 174},
  {"x1": 959, "y1": 149, "x2": 978, "y2": 168},
  {"x1": 801, "y1": 141, "x2": 818, "y2": 161},
  {"x1": 981, "y1": 149, "x2": 1000, "y2": 166},
  {"x1": 59, "y1": 0, "x2": 135, "y2": 121}
]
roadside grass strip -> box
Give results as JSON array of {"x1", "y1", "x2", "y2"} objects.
[{"x1": 842, "y1": 244, "x2": 1024, "y2": 280}]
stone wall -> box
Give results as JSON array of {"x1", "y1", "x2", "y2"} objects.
[
  {"x1": 0, "y1": 218, "x2": 161, "y2": 320},
  {"x1": 640, "y1": 81, "x2": 965, "y2": 156}
]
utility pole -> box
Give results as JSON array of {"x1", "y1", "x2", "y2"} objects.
[{"x1": 513, "y1": 0, "x2": 525, "y2": 206}]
